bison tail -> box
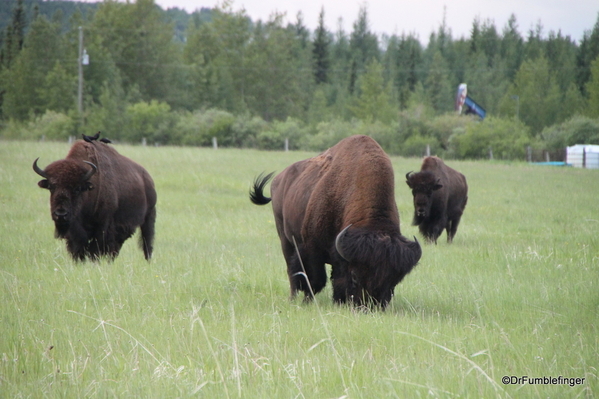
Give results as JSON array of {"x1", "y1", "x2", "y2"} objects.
[{"x1": 250, "y1": 172, "x2": 274, "y2": 205}]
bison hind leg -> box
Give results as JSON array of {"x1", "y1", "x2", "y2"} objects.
[{"x1": 140, "y1": 206, "x2": 156, "y2": 260}]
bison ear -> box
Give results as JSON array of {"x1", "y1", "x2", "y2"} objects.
[
  {"x1": 433, "y1": 183, "x2": 443, "y2": 191},
  {"x1": 38, "y1": 180, "x2": 49, "y2": 189}
]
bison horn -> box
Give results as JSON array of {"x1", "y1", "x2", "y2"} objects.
[
  {"x1": 33, "y1": 158, "x2": 48, "y2": 178},
  {"x1": 405, "y1": 171, "x2": 414, "y2": 181},
  {"x1": 82, "y1": 161, "x2": 97, "y2": 181},
  {"x1": 335, "y1": 224, "x2": 352, "y2": 261}
]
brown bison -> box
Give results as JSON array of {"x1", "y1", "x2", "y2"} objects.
[
  {"x1": 250, "y1": 135, "x2": 421, "y2": 308},
  {"x1": 405, "y1": 156, "x2": 468, "y2": 244},
  {"x1": 33, "y1": 138, "x2": 157, "y2": 261}
]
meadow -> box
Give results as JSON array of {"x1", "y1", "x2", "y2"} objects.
[{"x1": 0, "y1": 139, "x2": 597, "y2": 398}]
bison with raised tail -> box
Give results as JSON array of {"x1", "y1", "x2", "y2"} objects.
[
  {"x1": 33, "y1": 138, "x2": 157, "y2": 261},
  {"x1": 250, "y1": 135, "x2": 421, "y2": 308},
  {"x1": 406, "y1": 156, "x2": 468, "y2": 244}
]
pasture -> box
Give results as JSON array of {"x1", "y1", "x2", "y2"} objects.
[{"x1": 0, "y1": 140, "x2": 597, "y2": 398}]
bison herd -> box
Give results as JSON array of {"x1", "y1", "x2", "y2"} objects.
[{"x1": 34, "y1": 134, "x2": 467, "y2": 309}]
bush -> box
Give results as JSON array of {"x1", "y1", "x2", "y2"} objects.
[
  {"x1": 2, "y1": 111, "x2": 77, "y2": 141},
  {"x1": 230, "y1": 114, "x2": 270, "y2": 148},
  {"x1": 450, "y1": 116, "x2": 533, "y2": 160},
  {"x1": 541, "y1": 115, "x2": 599, "y2": 150},
  {"x1": 179, "y1": 109, "x2": 237, "y2": 147},
  {"x1": 300, "y1": 119, "x2": 355, "y2": 151},
  {"x1": 125, "y1": 100, "x2": 178, "y2": 145},
  {"x1": 257, "y1": 118, "x2": 308, "y2": 150}
]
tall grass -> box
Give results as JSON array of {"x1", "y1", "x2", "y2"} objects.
[{"x1": 0, "y1": 140, "x2": 597, "y2": 398}]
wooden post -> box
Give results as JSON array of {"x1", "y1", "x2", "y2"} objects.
[{"x1": 212, "y1": 137, "x2": 218, "y2": 149}]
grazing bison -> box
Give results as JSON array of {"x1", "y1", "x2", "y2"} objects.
[
  {"x1": 33, "y1": 138, "x2": 157, "y2": 261},
  {"x1": 405, "y1": 156, "x2": 468, "y2": 244},
  {"x1": 250, "y1": 135, "x2": 421, "y2": 308}
]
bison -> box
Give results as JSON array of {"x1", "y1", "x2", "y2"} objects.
[
  {"x1": 405, "y1": 156, "x2": 468, "y2": 244},
  {"x1": 33, "y1": 137, "x2": 157, "y2": 261},
  {"x1": 250, "y1": 135, "x2": 421, "y2": 308}
]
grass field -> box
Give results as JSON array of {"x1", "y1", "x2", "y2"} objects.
[{"x1": 0, "y1": 139, "x2": 597, "y2": 398}]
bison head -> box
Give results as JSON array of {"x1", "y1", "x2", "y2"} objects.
[
  {"x1": 406, "y1": 171, "x2": 442, "y2": 220},
  {"x1": 334, "y1": 225, "x2": 421, "y2": 308},
  {"x1": 33, "y1": 158, "x2": 96, "y2": 235}
]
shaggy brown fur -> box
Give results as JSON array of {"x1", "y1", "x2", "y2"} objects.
[
  {"x1": 34, "y1": 140, "x2": 156, "y2": 261},
  {"x1": 406, "y1": 156, "x2": 468, "y2": 244},
  {"x1": 250, "y1": 135, "x2": 421, "y2": 308}
]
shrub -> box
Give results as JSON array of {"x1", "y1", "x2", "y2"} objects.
[
  {"x1": 7, "y1": 111, "x2": 76, "y2": 142},
  {"x1": 300, "y1": 119, "x2": 355, "y2": 151},
  {"x1": 257, "y1": 118, "x2": 307, "y2": 150},
  {"x1": 125, "y1": 100, "x2": 177, "y2": 145},
  {"x1": 541, "y1": 116, "x2": 599, "y2": 150},
  {"x1": 179, "y1": 109, "x2": 236, "y2": 147},
  {"x1": 450, "y1": 116, "x2": 533, "y2": 160}
]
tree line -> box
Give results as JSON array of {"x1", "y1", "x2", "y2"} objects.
[{"x1": 1, "y1": 0, "x2": 599, "y2": 160}]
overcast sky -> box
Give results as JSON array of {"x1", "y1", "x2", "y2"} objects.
[{"x1": 147, "y1": 0, "x2": 598, "y2": 44}]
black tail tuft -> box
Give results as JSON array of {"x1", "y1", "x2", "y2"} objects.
[{"x1": 250, "y1": 172, "x2": 275, "y2": 205}]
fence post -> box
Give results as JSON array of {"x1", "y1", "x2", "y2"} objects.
[
  {"x1": 583, "y1": 147, "x2": 586, "y2": 168},
  {"x1": 425, "y1": 144, "x2": 430, "y2": 157},
  {"x1": 212, "y1": 137, "x2": 218, "y2": 149},
  {"x1": 545, "y1": 151, "x2": 550, "y2": 162},
  {"x1": 526, "y1": 146, "x2": 532, "y2": 162},
  {"x1": 489, "y1": 147, "x2": 493, "y2": 160},
  {"x1": 142, "y1": 137, "x2": 147, "y2": 146},
  {"x1": 284, "y1": 138, "x2": 289, "y2": 152}
]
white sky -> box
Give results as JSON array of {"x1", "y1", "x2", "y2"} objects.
[{"x1": 151, "y1": 0, "x2": 598, "y2": 44}]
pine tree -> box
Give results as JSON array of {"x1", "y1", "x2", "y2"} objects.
[
  {"x1": 585, "y1": 57, "x2": 599, "y2": 118},
  {"x1": 312, "y1": 7, "x2": 330, "y2": 85},
  {"x1": 576, "y1": 12, "x2": 599, "y2": 95}
]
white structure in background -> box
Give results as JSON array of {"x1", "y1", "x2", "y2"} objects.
[{"x1": 566, "y1": 144, "x2": 599, "y2": 169}]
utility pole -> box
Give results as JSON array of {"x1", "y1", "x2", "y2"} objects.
[{"x1": 77, "y1": 26, "x2": 89, "y2": 130}]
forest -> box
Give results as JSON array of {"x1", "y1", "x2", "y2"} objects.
[{"x1": 1, "y1": 0, "x2": 599, "y2": 160}]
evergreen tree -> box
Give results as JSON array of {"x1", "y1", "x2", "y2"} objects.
[
  {"x1": 3, "y1": 13, "x2": 65, "y2": 120},
  {"x1": 244, "y1": 14, "x2": 311, "y2": 120},
  {"x1": 89, "y1": 0, "x2": 179, "y2": 104},
  {"x1": 500, "y1": 57, "x2": 561, "y2": 133},
  {"x1": 312, "y1": 7, "x2": 330, "y2": 85},
  {"x1": 425, "y1": 51, "x2": 453, "y2": 114},
  {"x1": 585, "y1": 57, "x2": 599, "y2": 118},
  {"x1": 1, "y1": 0, "x2": 25, "y2": 69},
  {"x1": 348, "y1": 59, "x2": 397, "y2": 123},
  {"x1": 348, "y1": 6, "x2": 379, "y2": 75},
  {"x1": 388, "y1": 33, "x2": 423, "y2": 109},
  {"x1": 500, "y1": 14, "x2": 524, "y2": 80},
  {"x1": 576, "y1": 12, "x2": 599, "y2": 95}
]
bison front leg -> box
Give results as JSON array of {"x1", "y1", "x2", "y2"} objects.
[{"x1": 282, "y1": 239, "x2": 327, "y2": 302}]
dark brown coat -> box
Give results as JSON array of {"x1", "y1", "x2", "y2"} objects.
[
  {"x1": 250, "y1": 135, "x2": 421, "y2": 308},
  {"x1": 33, "y1": 140, "x2": 156, "y2": 261},
  {"x1": 406, "y1": 156, "x2": 468, "y2": 244}
]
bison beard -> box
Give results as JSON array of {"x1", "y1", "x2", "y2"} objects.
[
  {"x1": 34, "y1": 139, "x2": 156, "y2": 261},
  {"x1": 250, "y1": 135, "x2": 421, "y2": 309}
]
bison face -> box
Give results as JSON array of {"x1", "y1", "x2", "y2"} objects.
[
  {"x1": 335, "y1": 225, "x2": 421, "y2": 308},
  {"x1": 33, "y1": 158, "x2": 96, "y2": 235},
  {"x1": 406, "y1": 171, "x2": 442, "y2": 219}
]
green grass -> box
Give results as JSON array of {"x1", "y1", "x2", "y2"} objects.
[{"x1": 1, "y1": 140, "x2": 597, "y2": 398}]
